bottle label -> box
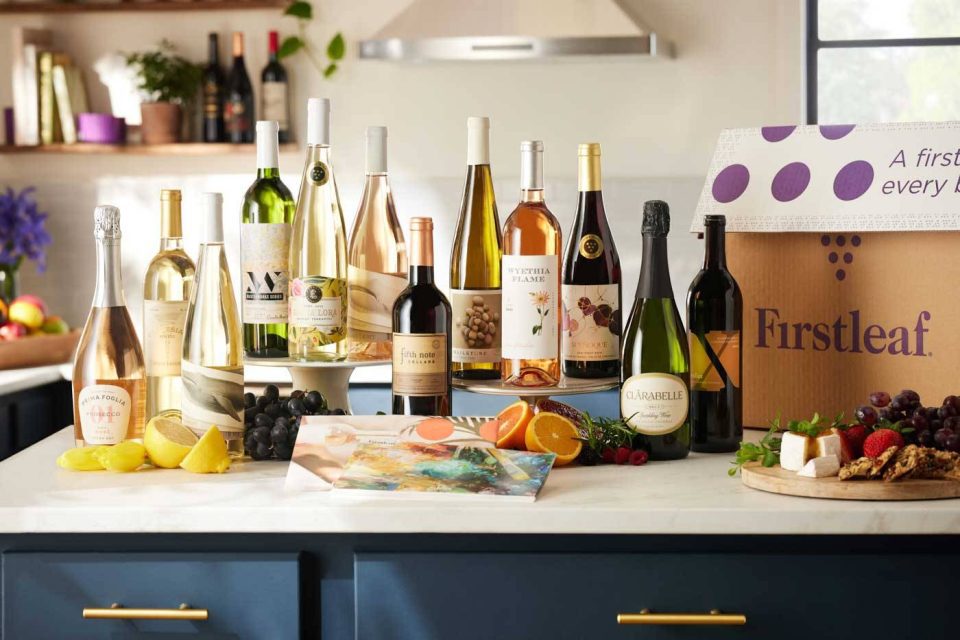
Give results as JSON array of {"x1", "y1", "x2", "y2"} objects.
[
  {"x1": 181, "y1": 360, "x2": 244, "y2": 438},
  {"x1": 393, "y1": 333, "x2": 448, "y2": 395},
  {"x1": 621, "y1": 373, "x2": 689, "y2": 435},
  {"x1": 224, "y1": 99, "x2": 250, "y2": 136},
  {"x1": 310, "y1": 161, "x2": 329, "y2": 186},
  {"x1": 261, "y1": 81, "x2": 288, "y2": 130},
  {"x1": 690, "y1": 331, "x2": 740, "y2": 391},
  {"x1": 579, "y1": 234, "x2": 604, "y2": 259},
  {"x1": 203, "y1": 80, "x2": 221, "y2": 118},
  {"x1": 241, "y1": 222, "x2": 291, "y2": 324},
  {"x1": 288, "y1": 276, "x2": 347, "y2": 338},
  {"x1": 347, "y1": 266, "x2": 408, "y2": 343},
  {"x1": 501, "y1": 255, "x2": 559, "y2": 360},
  {"x1": 451, "y1": 289, "x2": 501, "y2": 363},
  {"x1": 561, "y1": 284, "x2": 620, "y2": 361},
  {"x1": 78, "y1": 384, "x2": 133, "y2": 445},
  {"x1": 143, "y1": 300, "x2": 188, "y2": 377}
]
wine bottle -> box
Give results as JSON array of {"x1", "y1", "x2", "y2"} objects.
[
  {"x1": 242, "y1": 120, "x2": 295, "y2": 358},
  {"x1": 393, "y1": 217, "x2": 452, "y2": 416},
  {"x1": 347, "y1": 125, "x2": 408, "y2": 361},
  {"x1": 502, "y1": 140, "x2": 561, "y2": 387},
  {"x1": 620, "y1": 200, "x2": 690, "y2": 461},
  {"x1": 201, "y1": 33, "x2": 225, "y2": 143},
  {"x1": 261, "y1": 31, "x2": 290, "y2": 144},
  {"x1": 143, "y1": 189, "x2": 196, "y2": 420},
  {"x1": 224, "y1": 32, "x2": 254, "y2": 144},
  {"x1": 450, "y1": 116, "x2": 502, "y2": 380},
  {"x1": 288, "y1": 98, "x2": 348, "y2": 361},
  {"x1": 182, "y1": 193, "x2": 245, "y2": 455},
  {"x1": 562, "y1": 143, "x2": 622, "y2": 379},
  {"x1": 688, "y1": 214, "x2": 743, "y2": 453},
  {"x1": 73, "y1": 205, "x2": 146, "y2": 446}
]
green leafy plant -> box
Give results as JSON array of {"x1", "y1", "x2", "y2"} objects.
[
  {"x1": 280, "y1": 1, "x2": 345, "y2": 78},
  {"x1": 575, "y1": 413, "x2": 637, "y2": 464},
  {"x1": 125, "y1": 40, "x2": 201, "y2": 104},
  {"x1": 729, "y1": 419, "x2": 783, "y2": 476}
]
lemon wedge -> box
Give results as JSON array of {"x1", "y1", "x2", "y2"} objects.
[
  {"x1": 94, "y1": 441, "x2": 147, "y2": 472},
  {"x1": 179, "y1": 426, "x2": 231, "y2": 474},
  {"x1": 145, "y1": 414, "x2": 199, "y2": 469},
  {"x1": 57, "y1": 446, "x2": 106, "y2": 471}
]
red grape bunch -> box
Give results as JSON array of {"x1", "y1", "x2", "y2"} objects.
[{"x1": 856, "y1": 389, "x2": 960, "y2": 453}]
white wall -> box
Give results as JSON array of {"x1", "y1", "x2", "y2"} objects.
[{"x1": 0, "y1": 0, "x2": 803, "y2": 331}]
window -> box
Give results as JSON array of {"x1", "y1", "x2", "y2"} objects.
[{"x1": 806, "y1": 0, "x2": 960, "y2": 124}]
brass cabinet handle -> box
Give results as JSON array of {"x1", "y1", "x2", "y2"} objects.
[
  {"x1": 618, "y1": 608, "x2": 746, "y2": 626},
  {"x1": 83, "y1": 602, "x2": 208, "y2": 621}
]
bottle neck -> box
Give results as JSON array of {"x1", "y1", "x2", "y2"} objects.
[
  {"x1": 93, "y1": 238, "x2": 125, "y2": 307},
  {"x1": 257, "y1": 133, "x2": 280, "y2": 175},
  {"x1": 637, "y1": 236, "x2": 674, "y2": 300},
  {"x1": 268, "y1": 32, "x2": 279, "y2": 62},
  {"x1": 578, "y1": 154, "x2": 601, "y2": 192},
  {"x1": 521, "y1": 189, "x2": 544, "y2": 204},
  {"x1": 409, "y1": 265, "x2": 434, "y2": 286},
  {"x1": 208, "y1": 36, "x2": 219, "y2": 65},
  {"x1": 303, "y1": 144, "x2": 333, "y2": 178},
  {"x1": 704, "y1": 223, "x2": 726, "y2": 269}
]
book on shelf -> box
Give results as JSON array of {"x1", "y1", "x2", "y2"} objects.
[
  {"x1": 52, "y1": 64, "x2": 89, "y2": 145},
  {"x1": 11, "y1": 27, "x2": 52, "y2": 146},
  {"x1": 39, "y1": 51, "x2": 71, "y2": 145}
]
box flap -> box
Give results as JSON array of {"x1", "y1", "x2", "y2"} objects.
[{"x1": 693, "y1": 122, "x2": 960, "y2": 233}]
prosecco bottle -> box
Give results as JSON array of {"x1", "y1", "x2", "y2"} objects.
[
  {"x1": 561, "y1": 143, "x2": 621, "y2": 378},
  {"x1": 620, "y1": 200, "x2": 690, "y2": 460},
  {"x1": 687, "y1": 214, "x2": 742, "y2": 453},
  {"x1": 392, "y1": 217, "x2": 452, "y2": 416}
]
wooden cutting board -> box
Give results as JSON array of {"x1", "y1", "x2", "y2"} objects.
[{"x1": 741, "y1": 462, "x2": 960, "y2": 501}]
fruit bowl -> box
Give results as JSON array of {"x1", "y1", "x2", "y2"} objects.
[{"x1": 0, "y1": 329, "x2": 81, "y2": 370}]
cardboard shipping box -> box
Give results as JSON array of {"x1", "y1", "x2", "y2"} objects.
[{"x1": 694, "y1": 123, "x2": 960, "y2": 428}]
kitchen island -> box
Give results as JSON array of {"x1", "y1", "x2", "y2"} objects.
[{"x1": 1, "y1": 427, "x2": 957, "y2": 639}]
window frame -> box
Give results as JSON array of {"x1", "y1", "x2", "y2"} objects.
[{"x1": 805, "y1": 0, "x2": 960, "y2": 123}]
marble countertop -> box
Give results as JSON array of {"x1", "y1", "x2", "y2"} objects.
[
  {"x1": 0, "y1": 365, "x2": 70, "y2": 396},
  {"x1": 2, "y1": 428, "x2": 959, "y2": 535}
]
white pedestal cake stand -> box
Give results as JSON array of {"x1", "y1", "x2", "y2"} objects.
[
  {"x1": 452, "y1": 375, "x2": 619, "y2": 407},
  {"x1": 244, "y1": 358, "x2": 389, "y2": 414}
]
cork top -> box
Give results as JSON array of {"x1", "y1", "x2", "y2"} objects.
[
  {"x1": 642, "y1": 200, "x2": 671, "y2": 237},
  {"x1": 94, "y1": 205, "x2": 121, "y2": 240}
]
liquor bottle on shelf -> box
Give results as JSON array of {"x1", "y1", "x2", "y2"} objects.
[
  {"x1": 182, "y1": 193, "x2": 245, "y2": 455},
  {"x1": 347, "y1": 125, "x2": 408, "y2": 361},
  {"x1": 73, "y1": 205, "x2": 146, "y2": 447},
  {"x1": 502, "y1": 140, "x2": 561, "y2": 387},
  {"x1": 687, "y1": 214, "x2": 742, "y2": 453},
  {"x1": 261, "y1": 31, "x2": 290, "y2": 144},
  {"x1": 225, "y1": 32, "x2": 254, "y2": 144},
  {"x1": 562, "y1": 143, "x2": 622, "y2": 379},
  {"x1": 201, "y1": 33, "x2": 225, "y2": 143},
  {"x1": 392, "y1": 217, "x2": 452, "y2": 416},
  {"x1": 242, "y1": 120, "x2": 295, "y2": 358},
  {"x1": 620, "y1": 200, "x2": 690, "y2": 461},
  {"x1": 288, "y1": 98, "x2": 348, "y2": 361},
  {"x1": 450, "y1": 116, "x2": 502, "y2": 380},
  {"x1": 143, "y1": 189, "x2": 196, "y2": 420}
]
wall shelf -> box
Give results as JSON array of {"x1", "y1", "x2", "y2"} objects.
[
  {"x1": 0, "y1": 0, "x2": 285, "y2": 14},
  {"x1": 0, "y1": 142, "x2": 299, "y2": 155}
]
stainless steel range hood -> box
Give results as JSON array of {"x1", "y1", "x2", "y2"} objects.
[{"x1": 359, "y1": 0, "x2": 671, "y2": 62}]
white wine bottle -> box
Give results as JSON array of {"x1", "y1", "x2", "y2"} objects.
[
  {"x1": 144, "y1": 189, "x2": 196, "y2": 420},
  {"x1": 73, "y1": 205, "x2": 146, "y2": 446},
  {"x1": 347, "y1": 126, "x2": 408, "y2": 361},
  {"x1": 288, "y1": 98, "x2": 348, "y2": 361},
  {"x1": 182, "y1": 193, "x2": 245, "y2": 455}
]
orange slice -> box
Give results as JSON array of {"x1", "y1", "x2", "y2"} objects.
[
  {"x1": 495, "y1": 400, "x2": 533, "y2": 450},
  {"x1": 524, "y1": 413, "x2": 582, "y2": 466}
]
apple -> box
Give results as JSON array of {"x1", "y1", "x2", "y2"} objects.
[
  {"x1": 0, "y1": 299, "x2": 6, "y2": 323},
  {"x1": 8, "y1": 295, "x2": 46, "y2": 330},
  {"x1": 0, "y1": 321, "x2": 28, "y2": 341},
  {"x1": 41, "y1": 315, "x2": 69, "y2": 335}
]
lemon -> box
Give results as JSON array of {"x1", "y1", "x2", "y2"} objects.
[
  {"x1": 179, "y1": 426, "x2": 231, "y2": 474},
  {"x1": 94, "y1": 441, "x2": 147, "y2": 472},
  {"x1": 57, "y1": 446, "x2": 106, "y2": 471},
  {"x1": 144, "y1": 414, "x2": 199, "y2": 469}
]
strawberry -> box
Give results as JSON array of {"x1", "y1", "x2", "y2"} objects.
[
  {"x1": 831, "y1": 427, "x2": 855, "y2": 463},
  {"x1": 841, "y1": 424, "x2": 870, "y2": 459},
  {"x1": 629, "y1": 449, "x2": 649, "y2": 466},
  {"x1": 862, "y1": 429, "x2": 904, "y2": 459}
]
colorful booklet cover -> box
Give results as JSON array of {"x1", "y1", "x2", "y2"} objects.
[
  {"x1": 284, "y1": 415, "x2": 500, "y2": 492},
  {"x1": 332, "y1": 442, "x2": 555, "y2": 502}
]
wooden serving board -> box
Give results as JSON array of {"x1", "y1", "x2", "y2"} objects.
[
  {"x1": 741, "y1": 462, "x2": 960, "y2": 501},
  {"x1": 0, "y1": 330, "x2": 80, "y2": 370}
]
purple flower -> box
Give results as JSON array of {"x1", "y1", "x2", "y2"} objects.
[{"x1": 0, "y1": 187, "x2": 51, "y2": 272}]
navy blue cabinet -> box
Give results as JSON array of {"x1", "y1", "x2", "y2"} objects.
[{"x1": 0, "y1": 380, "x2": 72, "y2": 461}]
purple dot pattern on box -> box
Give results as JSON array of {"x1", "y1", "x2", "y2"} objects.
[{"x1": 821, "y1": 234, "x2": 861, "y2": 281}]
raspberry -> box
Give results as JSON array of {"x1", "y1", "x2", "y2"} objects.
[
  {"x1": 862, "y1": 429, "x2": 905, "y2": 459},
  {"x1": 614, "y1": 446, "x2": 631, "y2": 465},
  {"x1": 601, "y1": 447, "x2": 615, "y2": 463},
  {"x1": 629, "y1": 449, "x2": 649, "y2": 466},
  {"x1": 843, "y1": 424, "x2": 870, "y2": 458}
]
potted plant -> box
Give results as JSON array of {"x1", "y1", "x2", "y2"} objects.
[
  {"x1": 126, "y1": 41, "x2": 201, "y2": 144},
  {"x1": 0, "y1": 187, "x2": 51, "y2": 304}
]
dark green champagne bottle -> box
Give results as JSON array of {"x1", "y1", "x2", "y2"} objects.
[
  {"x1": 620, "y1": 200, "x2": 690, "y2": 460},
  {"x1": 242, "y1": 120, "x2": 296, "y2": 358},
  {"x1": 687, "y1": 215, "x2": 742, "y2": 453}
]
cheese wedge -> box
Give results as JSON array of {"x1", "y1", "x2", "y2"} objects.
[
  {"x1": 797, "y1": 455, "x2": 840, "y2": 478},
  {"x1": 780, "y1": 432, "x2": 813, "y2": 471},
  {"x1": 814, "y1": 433, "x2": 842, "y2": 461}
]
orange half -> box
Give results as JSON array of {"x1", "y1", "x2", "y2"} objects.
[
  {"x1": 495, "y1": 400, "x2": 533, "y2": 450},
  {"x1": 524, "y1": 413, "x2": 582, "y2": 466}
]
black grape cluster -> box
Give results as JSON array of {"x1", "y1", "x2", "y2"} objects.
[
  {"x1": 242, "y1": 384, "x2": 346, "y2": 461},
  {"x1": 861, "y1": 390, "x2": 960, "y2": 452}
]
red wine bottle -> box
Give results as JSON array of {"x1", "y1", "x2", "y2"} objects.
[
  {"x1": 561, "y1": 143, "x2": 622, "y2": 378},
  {"x1": 225, "y1": 32, "x2": 254, "y2": 144},
  {"x1": 261, "y1": 31, "x2": 290, "y2": 144},
  {"x1": 201, "y1": 33, "x2": 225, "y2": 143}
]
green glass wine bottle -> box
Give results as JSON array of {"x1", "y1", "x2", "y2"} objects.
[
  {"x1": 620, "y1": 200, "x2": 691, "y2": 460},
  {"x1": 241, "y1": 120, "x2": 296, "y2": 358}
]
